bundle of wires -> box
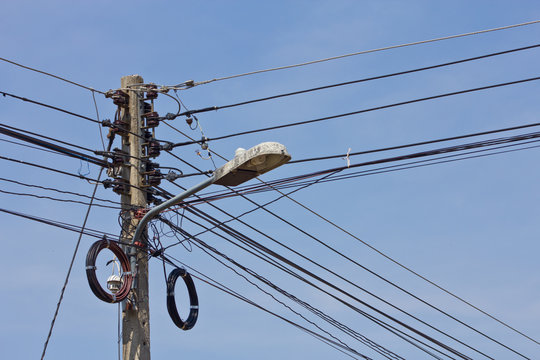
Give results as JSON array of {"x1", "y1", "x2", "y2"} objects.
[
  {"x1": 85, "y1": 237, "x2": 133, "y2": 303},
  {"x1": 166, "y1": 268, "x2": 199, "y2": 330}
]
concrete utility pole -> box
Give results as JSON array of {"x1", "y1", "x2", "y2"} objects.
[{"x1": 120, "y1": 75, "x2": 151, "y2": 360}]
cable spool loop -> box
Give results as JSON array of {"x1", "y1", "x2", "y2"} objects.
[
  {"x1": 85, "y1": 237, "x2": 133, "y2": 303},
  {"x1": 166, "y1": 268, "x2": 199, "y2": 330}
]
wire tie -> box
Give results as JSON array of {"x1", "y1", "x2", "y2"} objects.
[
  {"x1": 121, "y1": 271, "x2": 132, "y2": 276},
  {"x1": 190, "y1": 305, "x2": 199, "y2": 309},
  {"x1": 112, "y1": 294, "x2": 116, "y2": 302},
  {"x1": 342, "y1": 147, "x2": 351, "y2": 168},
  {"x1": 169, "y1": 291, "x2": 174, "y2": 297},
  {"x1": 86, "y1": 265, "x2": 97, "y2": 270}
]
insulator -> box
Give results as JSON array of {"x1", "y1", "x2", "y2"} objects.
[
  {"x1": 148, "y1": 140, "x2": 161, "y2": 158},
  {"x1": 111, "y1": 118, "x2": 129, "y2": 136},
  {"x1": 145, "y1": 161, "x2": 159, "y2": 172},
  {"x1": 112, "y1": 178, "x2": 129, "y2": 195},
  {"x1": 106, "y1": 90, "x2": 129, "y2": 107},
  {"x1": 143, "y1": 130, "x2": 153, "y2": 140},
  {"x1": 146, "y1": 84, "x2": 158, "y2": 100},
  {"x1": 147, "y1": 169, "x2": 162, "y2": 186},
  {"x1": 112, "y1": 148, "x2": 128, "y2": 166},
  {"x1": 143, "y1": 102, "x2": 152, "y2": 114},
  {"x1": 143, "y1": 112, "x2": 160, "y2": 128}
]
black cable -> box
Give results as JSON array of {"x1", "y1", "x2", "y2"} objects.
[
  {"x1": 159, "y1": 216, "x2": 403, "y2": 360},
  {"x1": 0, "y1": 137, "x2": 70, "y2": 156},
  {"x1": 0, "y1": 188, "x2": 122, "y2": 210},
  {"x1": 177, "y1": 201, "x2": 492, "y2": 359},
  {"x1": 177, "y1": 44, "x2": 540, "y2": 117},
  {"x1": 0, "y1": 207, "x2": 120, "y2": 240},
  {"x1": 0, "y1": 176, "x2": 122, "y2": 206},
  {"x1": 0, "y1": 92, "x2": 145, "y2": 140},
  {"x1": 156, "y1": 186, "x2": 466, "y2": 359},
  {"x1": 161, "y1": 219, "x2": 462, "y2": 359},
  {"x1": 289, "y1": 121, "x2": 540, "y2": 164},
  {"x1": 0, "y1": 124, "x2": 109, "y2": 167},
  {"x1": 0, "y1": 154, "x2": 102, "y2": 182},
  {"x1": 41, "y1": 152, "x2": 108, "y2": 359},
  {"x1": 166, "y1": 268, "x2": 199, "y2": 330},
  {"x1": 1, "y1": 91, "x2": 101, "y2": 123},
  {"x1": 160, "y1": 152, "x2": 529, "y2": 358},
  {"x1": 159, "y1": 253, "x2": 375, "y2": 360},
  {"x1": 0, "y1": 122, "x2": 96, "y2": 153},
  {"x1": 172, "y1": 76, "x2": 540, "y2": 147}
]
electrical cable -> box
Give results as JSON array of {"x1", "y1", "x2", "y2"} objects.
[
  {"x1": 41, "y1": 138, "x2": 111, "y2": 359},
  {"x1": 159, "y1": 221, "x2": 464, "y2": 359},
  {"x1": 177, "y1": 43, "x2": 540, "y2": 117},
  {"x1": 0, "y1": 124, "x2": 109, "y2": 167},
  {"x1": 0, "y1": 188, "x2": 122, "y2": 210},
  {"x1": 0, "y1": 59, "x2": 106, "y2": 94},
  {"x1": 0, "y1": 122, "x2": 96, "y2": 153},
  {"x1": 85, "y1": 237, "x2": 133, "y2": 303},
  {"x1": 166, "y1": 268, "x2": 199, "y2": 330},
  {"x1": 158, "y1": 253, "x2": 375, "y2": 360},
  {"x1": 158, "y1": 232, "x2": 458, "y2": 360},
  {"x1": 159, "y1": 216, "x2": 404, "y2": 359},
  {"x1": 0, "y1": 207, "x2": 120, "y2": 240},
  {"x1": 163, "y1": 116, "x2": 540, "y2": 347},
  {"x1": 160, "y1": 142, "x2": 533, "y2": 357},
  {"x1": 171, "y1": 201, "x2": 493, "y2": 359},
  {"x1": 0, "y1": 137, "x2": 71, "y2": 156},
  {"x1": 0, "y1": 154, "x2": 154, "y2": 195},
  {"x1": 166, "y1": 19, "x2": 540, "y2": 88},
  {"x1": 1, "y1": 90, "x2": 101, "y2": 123},
  {"x1": 0, "y1": 91, "x2": 146, "y2": 140},
  {"x1": 0, "y1": 176, "x2": 122, "y2": 206},
  {"x1": 171, "y1": 76, "x2": 540, "y2": 147},
  {"x1": 289, "y1": 120, "x2": 540, "y2": 164}
]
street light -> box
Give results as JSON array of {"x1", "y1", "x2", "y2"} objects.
[{"x1": 132, "y1": 141, "x2": 291, "y2": 245}]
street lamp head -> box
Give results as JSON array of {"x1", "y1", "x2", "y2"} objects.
[{"x1": 213, "y1": 142, "x2": 291, "y2": 186}]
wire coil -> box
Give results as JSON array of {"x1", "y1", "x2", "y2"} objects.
[
  {"x1": 85, "y1": 237, "x2": 133, "y2": 303},
  {"x1": 166, "y1": 268, "x2": 199, "y2": 330}
]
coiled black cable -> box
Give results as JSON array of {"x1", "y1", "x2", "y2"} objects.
[
  {"x1": 85, "y1": 237, "x2": 133, "y2": 303},
  {"x1": 166, "y1": 268, "x2": 199, "y2": 330}
]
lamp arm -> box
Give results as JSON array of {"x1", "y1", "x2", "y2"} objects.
[{"x1": 131, "y1": 175, "x2": 216, "y2": 245}]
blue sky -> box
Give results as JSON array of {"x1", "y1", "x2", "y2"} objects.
[{"x1": 1, "y1": 1, "x2": 540, "y2": 359}]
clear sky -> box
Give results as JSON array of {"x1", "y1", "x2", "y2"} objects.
[{"x1": 1, "y1": 1, "x2": 539, "y2": 359}]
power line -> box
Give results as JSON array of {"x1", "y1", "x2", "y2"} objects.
[
  {"x1": 0, "y1": 92, "x2": 145, "y2": 140},
  {"x1": 172, "y1": 76, "x2": 540, "y2": 147},
  {"x1": 158, "y1": 172, "x2": 482, "y2": 358},
  {"x1": 289, "y1": 121, "x2": 540, "y2": 164},
  {"x1": 0, "y1": 60, "x2": 106, "y2": 94},
  {"x1": 162, "y1": 113, "x2": 539, "y2": 347},
  {"x1": 1, "y1": 90, "x2": 101, "y2": 123},
  {"x1": 0, "y1": 207, "x2": 120, "y2": 240},
  {"x1": 166, "y1": 19, "x2": 540, "y2": 88},
  {"x1": 0, "y1": 122, "x2": 97, "y2": 153},
  {"x1": 0, "y1": 124, "x2": 109, "y2": 167},
  {"x1": 159, "y1": 216, "x2": 403, "y2": 360},
  {"x1": 0, "y1": 189, "x2": 121, "y2": 210},
  {"x1": 177, "y1": 43, "x2": 540, "y2": 117},
  {"x1": 158, "y1": 252, "x2": 376, "y2": 360},
  {"x1": 0, "y1": 176, "x2": 121, "y2": 205},
  {"x1": 167, "y1": 204, "x2": 491, "y2": 359},
  {"x1": 40, "y1": 134, "x2": 114, "y2": 359}
]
